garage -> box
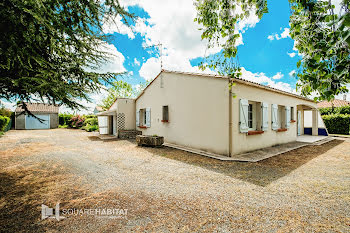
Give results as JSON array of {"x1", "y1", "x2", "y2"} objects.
[
  {"x1": 25, "y1": 114, "x2": 50, "y2": 129},
  {"x1": 15, "y1": 103, "x2": 59, "y2": 130}
]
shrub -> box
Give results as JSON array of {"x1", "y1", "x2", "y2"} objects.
[
  {"x1": 84, "y1": 115, "x2": 96, "y2": 119},
  {"x1": 0, "y1": 116, "x2": 10, "y2": 131},
  {"x1": 70, "y1": 115, "x2": 85, "y2": 128},
  {"x1": 59, "y1": 113, "x2": 74, "y2": 126},
  {"x1": 322, "y1": 114, "x2": 350, "y2": 135},
  {"x1": 85, "y1": 124, "x2": 98, "y2": 132},
  {"x1": 319, "y1": 107, "x2": 336, "y2": 115},
  {"x1": 338, "y1": 105, "x2": 350, "y2": 115},
  {"x1": 0, "y1": 108, "x2": 12, "y2": 117},
  {"x1": 84, "y1": 117, "x2": 98, "y2": 126},
  {"x1": 319, "y1": 105, "x2": 350, "y2": 115}
]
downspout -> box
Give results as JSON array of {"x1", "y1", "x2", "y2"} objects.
[{"x1": 228, "y1": 77, "x2": 233, "y2": 157}]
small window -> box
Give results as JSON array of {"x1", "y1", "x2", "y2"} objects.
[
  {"x1": 248, "y1": 104, "x2": 253, "y2": 129},
  {"x1": 144, "y1": 109, "x2": 147, "y2": 125},
  {"x1": 291, "y1": 107, "x2": 294, "y2": 121},
  {"x1": 162, "y1": 106, "x2": 169, "y2": 122}
]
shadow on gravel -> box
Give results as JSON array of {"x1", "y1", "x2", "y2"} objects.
[
  {"x1": 143, "y1": 140, "x2": 343, "y2": 187},
  {"x1": 0, "y1": 172, "x2": 45, "y2": 233}
]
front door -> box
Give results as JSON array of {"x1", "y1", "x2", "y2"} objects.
[{"x1": 297, "y1": 110, "x2": 302, "y2": 136}]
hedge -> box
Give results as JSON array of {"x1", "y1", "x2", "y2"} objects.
[
  {"x1": 0, "y1": 116, "x2": 11, "y2": 132},
  {"x1": 322, "y1": 114, "x2": 350, "y2": 135},
  {"x1": 319, "y1": 105, "x2": 350, "y2": 115}
]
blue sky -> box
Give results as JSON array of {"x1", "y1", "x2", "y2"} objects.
[
  {"x1": 1, "y1": 0, "x2": 304, "y2": 113},
  {"x1": 101, "y1": 0, "x2": 301, "y2": 94}
]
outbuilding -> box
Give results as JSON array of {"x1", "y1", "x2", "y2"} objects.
[{"x1": 15, "y1": 103, "x2": 59, "y2": 130}]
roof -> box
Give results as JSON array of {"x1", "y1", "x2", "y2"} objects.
[
  {"x1": 317, "y1": 99, "x2": 350, "y2": 108},
  {"x1": 96, "y1": 109, "x2": 116, "y2": 116},
  {"x1": 94, "y1": 106, "x2": 104, "y2": 112},
  {"x1": 15, "y1": 103, "x2": 59, "y2": 113},
  {"x1": 136, "y1": 69, "x2": 316, "y2": 103}
]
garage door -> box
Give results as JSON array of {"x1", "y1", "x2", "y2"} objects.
[{"x1": 25, "y1": 115, "x2": 50, "y2": 129}]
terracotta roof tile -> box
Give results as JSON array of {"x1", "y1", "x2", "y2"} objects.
[
  {"x1": 15, "y1": 103, "x2": 59, "y2": 113},
  {"x1": 317, "y1": 99, "x2": 350, "y2": 108}
]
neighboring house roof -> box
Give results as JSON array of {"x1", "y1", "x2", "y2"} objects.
[
  {"x1": 136, "y1": 69, "x2": 316, "y2": 103},
  {"x1": 317, "y1": 99, "x2": 350, "y2": 108},
  {"x1": 15, "y1": 103, "x2": 59, "y2": 113},
  {"x1": 94, "y1": 106, "x2": 104, "y2": 112}
]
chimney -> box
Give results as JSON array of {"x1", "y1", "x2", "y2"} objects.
[{"x1": 343, "y1": 95, "x2": 347, "y2": 101}]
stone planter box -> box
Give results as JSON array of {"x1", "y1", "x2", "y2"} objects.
[
  {"x1": 119, "y1": 130, "x2": 142, "y2": 139},
  {"x1": 136, "y1": 135, "x2": 164, "y2": 147}
]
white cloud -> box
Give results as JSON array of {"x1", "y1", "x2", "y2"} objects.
[
  {"x1": 139, "y1": 49, "x2": 216, "y2": 81},
  {"x1": 267, "y1": 28, "x2": 290, "y2": 41},
  {"x1": 267, "y1": 35, "x2": 275, "y2": 41},
  {"x1": 240, "y1": 68, "x2": 294, "y2": 93},
  {"x1": 103, "y1": 14, "x2": 135, "y2": 39},
  {"x1": 118, "y1": 0, "x2": 260, "y2": 81},
  {"x1": 90, "y1": 42, "x2": 126, "y2": 74},
  {"x1": 272, "y1": 72, "x2": 284, "y2": 80},
  {"x1": 287, "y1": 52, "x2": 296, "y2": 58},
  {"x1": 0, "y1": 99, "x2": 16, "y2": 111},
  {"x1": 59, "y1": 88, "x2": 109, "y2": 114},
  {"x1": 280, "y1": 28, "x2": 290, "y2": 38},
  {"x1": 289, "y1": 70, "x2": 296, "y2": 77},
  {"x1": 134, "y1": 58, "x2": 140, "y2": 66}
]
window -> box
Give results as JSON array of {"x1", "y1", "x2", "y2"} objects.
[
  {"x1": 162, "y1": 106, "x2": 169, "y2": 122},
  {"x1": 240, "y1": 99, "x2": 263, "y2": 133},
  {"x1": 291, "y1": 107, "x2": 294, "y2": 121},
  {"x1": 137, "y1": 108, "x2": 151, "y2": 128},
  {"x1": 248, "y1": 104, "x2": 253, "y2": 129},
  {"x1": 278, "y1": 105, "x2": 284, "y2": 128}
]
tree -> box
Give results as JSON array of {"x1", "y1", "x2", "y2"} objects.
[
  {"x1": 194, "y1": 0, "x2": 349, "y2": 100},
  {"x1": 99, "y1": 80, "x2": 134, "y2": 110},
  {"x1": 0, "y1": 0, "x2": 134, "y2": 113},
  {"x1": 99, "y1": 80, "x2": 150, "y2": 110}
]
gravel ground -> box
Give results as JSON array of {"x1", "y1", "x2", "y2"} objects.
[{"x1": 1, "y1": 129, "x2": 350, "y2": 232}]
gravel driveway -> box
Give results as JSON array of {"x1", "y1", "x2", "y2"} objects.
[{"x1": 1, "y1": 129, "x2": 350, "y2": 232}]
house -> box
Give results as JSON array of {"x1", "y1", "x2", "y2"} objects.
[
  {"x1": 317, "y1": 97, "x2": 350, "y2": 108},
  {"x1": 97, "y1": 98, "x2": 139, "y2": 138},
  {"x1": 15, "y1": 103, "x2": 59, "y2": 130},
  {"x1": 93, "y1": 106, "x2": 104, "y2": 115},
  {"x1": 98, "y1": 70, "x2": 328, "y2": 156}
]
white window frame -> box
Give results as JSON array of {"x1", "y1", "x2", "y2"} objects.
[{"x1": 248, "y1": 102, "x2": 256, "y2": 131}]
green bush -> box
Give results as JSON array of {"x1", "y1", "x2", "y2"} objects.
[
  {"x1": 84, "y1": 115, "x2": 96, "y2": 119},
  {"x1": 338, "y1": 106, "x2": 350, "y2": 115},
  {"x1": 319, "y1": 105, "x2": 350, "y2": 115},
  {"x1": 84, "y1": 117, "x2": 98, "y2": 126},
  {"x1": 84, "y1": 124, "x2": 98, "y2": 132},
  {"x1": 0, "y1": 116, "x2": 10, "y2": 131},
  {"x1": 0, "y1": 108, "x2": 12, "y2": 117},
  {"x1": 322, "y1": 114, "x2": 350, "y2": 135},
  {"x1": 59, "y1": 113, "x2": 74, "y2": 126}
]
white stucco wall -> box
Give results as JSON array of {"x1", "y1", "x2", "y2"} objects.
[
  {"x1": 136, "y1": 72, "x2": 230, "y2": 155},
  {"x1": 116, "y1": 98, "x2": 136, "y2": 130},
  {"x1": 135, "y1": 71, "x2": 319, "y2": 156},
  {"x1": 231, "y1": 82, "x2": 318, "y2": 154}
]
